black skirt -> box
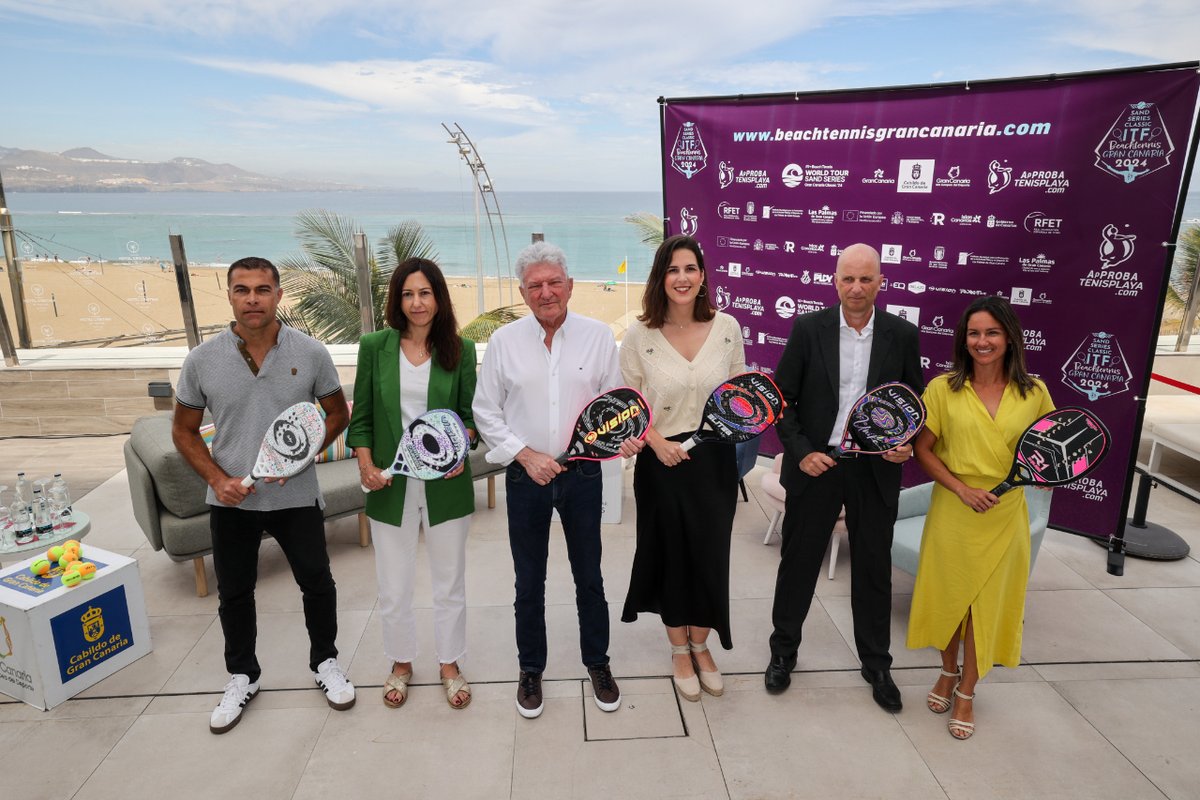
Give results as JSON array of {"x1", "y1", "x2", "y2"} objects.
[{"x1": 621, "y1": 434, "x2": 737, "y2": 649}]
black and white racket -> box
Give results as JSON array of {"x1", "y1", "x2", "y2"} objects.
[
  {"x1": 680, "y1": 371, "x2": 784, "y2": 452},
  {"x1": 831, "y1": 382, "x2": 926, "y2": 457},
  {"x1": 555, "y1": 387, "x2": 651, "y2": 464},
  {"x1": 991, "y1": 407, "x2": 1110, "y2": 497},
  {"x1": 242, "y1": 402, "x2": 326, "y2": 487},
  {"x1": 364, "y1": 409, "x2": 471, "y2": 490}
]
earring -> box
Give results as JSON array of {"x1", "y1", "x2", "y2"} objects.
[{"x1": 697, "y1": 284, "x2": 708, "y2": 298}]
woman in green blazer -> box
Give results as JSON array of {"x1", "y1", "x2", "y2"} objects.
[{"x1": 348, "y1": 257, "x2": 477, "y2": 710}]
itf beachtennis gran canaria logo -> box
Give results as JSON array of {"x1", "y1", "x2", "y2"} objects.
[
  {"x1": 670, "y1": 122, "x2": 708, "y2": 179},
  {"x1": 1094, "y1": 101, "x2": 1175, "y2": 183}
]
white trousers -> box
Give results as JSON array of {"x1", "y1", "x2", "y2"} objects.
[{"x1": 370, "y1": 478, "x2": 471, "y2": 665}]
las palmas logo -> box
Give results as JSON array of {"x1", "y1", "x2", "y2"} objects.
[{"x1": 82, "y1": 606, "x2": 105, "y2": 643}]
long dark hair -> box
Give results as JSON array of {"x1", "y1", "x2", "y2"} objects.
[
  {"x1": 384, "y1": 258, "x2": 462, "y2": 372},
  {"x1": 947, "y1": 296, "x2": 1036, "y2": 397},
  {"x1": 638, "y1": 234, "x2": 716, "y2": 328}
]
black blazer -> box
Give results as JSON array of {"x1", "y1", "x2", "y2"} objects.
[{"x1": 774, "y1": 305, "x2": 924, "y2": 505}]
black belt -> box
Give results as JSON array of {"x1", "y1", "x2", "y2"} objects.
[{"x1": 827, "y1": 447, "x2": 861, "y2": 459}]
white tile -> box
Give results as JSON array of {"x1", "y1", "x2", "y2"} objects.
[{"x1": 1022, "y1": 589, "x2": 1187, "y2": 663}]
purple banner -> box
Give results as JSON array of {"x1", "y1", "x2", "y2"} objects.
[{"x1": 661, "y1": 65, "x2": 1200, "y2": 539}]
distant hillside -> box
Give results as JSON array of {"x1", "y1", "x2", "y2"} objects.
[{"x1": 0, "y1": 146, "x2": 356, "y2": 192}]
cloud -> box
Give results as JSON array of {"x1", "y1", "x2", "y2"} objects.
[{"x1": 1048, "y1": 1, "x2": 1200, "y2": 62}]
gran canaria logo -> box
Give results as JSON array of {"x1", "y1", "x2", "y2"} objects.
[{"x1": 81, "y1": 605, "x2": 104, "y2": 643}]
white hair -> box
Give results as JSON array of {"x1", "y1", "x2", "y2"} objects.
[{"x1": 514, "y1": 241, "x2": 569, "y2": 284}]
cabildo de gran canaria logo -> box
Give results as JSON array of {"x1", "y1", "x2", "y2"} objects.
[{"x1": 81, "y1": 605, "x2": 104, "y2": 643}]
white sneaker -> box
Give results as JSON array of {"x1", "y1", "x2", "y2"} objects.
[
  {"x1": 210, "y1": 674, "x2": 259, "y2": 734},
  {"x1": 313, "y1": 658, "x2": 356, "y2": 710}
]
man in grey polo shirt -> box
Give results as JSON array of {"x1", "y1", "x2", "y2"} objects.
[{"x1": 173, "y1": 256, "x2": 354, "y2": 734}]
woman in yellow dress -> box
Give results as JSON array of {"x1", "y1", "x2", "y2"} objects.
[{"x1": 908, "y1": 296, "x2": 1054, "y2": 740}]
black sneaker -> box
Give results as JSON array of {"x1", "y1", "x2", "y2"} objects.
[
  {"x1": 517, "y1": 670, "x2": 543, "y2": 719},
  {"x1": 588, "y1": 664, "x2": 621, "y2": 712}
]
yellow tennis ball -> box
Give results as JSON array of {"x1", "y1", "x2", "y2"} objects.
[
  {"x1": 61, "y1": 570, "x2": 82, "y2": 588},
  {"x1": 63, "y1": 539, "x2": 81, "y2": 552},
  {"x1": 64, "y1": 560, "x2": 84, "y2": 573},
  {"x1": 58, "y1": 552, "x2": 80, "y2": 569},
  {"x1": 30, "y1": 558, "x2": 52, "y2": 576},
  {"x1": 48, "y1": 545, "x2": 65, "y2": 562},
  {"x1": 77, "y1": 562, "x2": 97, "y2": 579}
]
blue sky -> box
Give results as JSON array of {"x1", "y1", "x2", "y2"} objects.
[{"x1": 0, "y1": 0, "x2": 1197, "y2": 191}]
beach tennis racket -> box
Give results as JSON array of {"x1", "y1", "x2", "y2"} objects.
[
  {"x1": 831, "y1": 382, "x2": 926, "y2": 457},
  {"x1": 365, "y1": 409, "x2": 471, "y2": 489},
  {"x1": 990, "y1": 407, "x2": 1111, "y2": 497},
  {"x1": 241, "y1": 401, "x2": 326, "y2": 487},
  {"x1": 554, "y1": 387, "x2": 651, "y2": 464},
  {"x1": 680, "y1": 371, "x2": 784, "y2": 452}
]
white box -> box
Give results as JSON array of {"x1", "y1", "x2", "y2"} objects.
[{"x1": 0, "y1": 546, "x2": 153, "y2": 710}]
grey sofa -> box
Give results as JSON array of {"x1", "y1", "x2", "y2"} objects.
[
  {"x1": 891, "y1": 482, "x2": 1053, "y2": 576},
  {"x1": 124, "y1": 384, "x2": 504, "y2": 597}
]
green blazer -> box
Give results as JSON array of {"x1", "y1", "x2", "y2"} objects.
[{"x1": 347, "y1": 329, "x2": 477, "y2": 526}]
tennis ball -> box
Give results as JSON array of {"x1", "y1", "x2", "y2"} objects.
[
  {"x1": 77, "y1": 562, "x2": 97, "y2": 579},
  {"x1": 64, "y1": 559, "x2": 84, "y2": 573},
  {"x1": 58, "y1": 552, "x2": 80, "y2": 569},
  {"x1": 30, "y1": 559, "x2": 52, "y2": 576},
  {"x1": 61, "y1": 571, "x2": 82, "y2": 588},
  {"x1": 63, "y1": 539, "x2": 81, "y2": 551},
  {"x1": 48, "y1": 545, "x2": 65, "y2": 562}
]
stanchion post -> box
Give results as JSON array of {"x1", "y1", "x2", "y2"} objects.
[
  {"x1": 169, "y1": 235, "x2": 202, "y2": 350},
  {"x1": 353, "y1": 232, "x2": 374, "y2": 335}
]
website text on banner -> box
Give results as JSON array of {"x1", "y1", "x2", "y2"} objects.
[{"x1": 660, "y1": 64, "x2": 1200, "y2": 541}]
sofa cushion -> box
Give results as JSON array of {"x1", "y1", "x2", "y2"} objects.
[
  {"x1": 129, "y1": 415, "x2": 211, "y2": 519},
  {"x1": 319, "y1": 459, "x2": 365, "y2": 518}
]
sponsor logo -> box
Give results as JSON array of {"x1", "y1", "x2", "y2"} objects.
[
  {"x1": 714, "y1": 286, "x2": 731, "y2": 310},
  {"x1": 986, "y1": 214, "x2": 1018, "y2": 229},
  {"x1": 799, "y1": 243, "x2": 825, "y2": 255},
  {"x1": 936, "y1": 165, "x2": 972, "y2": 188},
  {"x1": 726, "y1": 262, "x2": 742, "y2": 278},
  {"x1": 930, "y1": 213, "x2": 946, "y2": 226},
  {"x1": 670, "y1": 121, "x2": 708, "y2": 178},
  {"x1": 951, "y1": 214, "x2": 983, "y2": 226},
  {"x1": 1010, "y1": 287, "x2": 1032, "y2": 306},
  {"x1": 808, "y1": 205, "x2": 837, "y2": 224},
  {"x1": 1020, "y1": 253, "x2": 1056, "y2": 273},
  {"x1": 1098, "y1": 223, "x2": 1136, "y2": 268},
  {"x1": 717, "y1": 236, "x2": 751, "y2": 250},
  {"x1": 843, "y1": 209, "x2": 886, "y2": 223},
  {"x1": 907, "y1": 281, "x2": 927, "y2": 294},
  {"x1": 775, "y1": 296, "x2": 796, "y2": 319},
  {"x1": 719, "y1": 160, "x2": 735, "y2": 188},
  {"x1": 902, "y1": 248, "x2": 922, "y2": 263},
  {"x1": 1014, "y1": 169, "x2": 1070, "y2": 193},
  {"x1": 1062, "y1": 332, "x2": 1132, "y2": 400},
  {"x1": 766, "y1": 205, "x2": 805, "y2": 219},
  {"x1": 679, "y1": 207, "x2": 698, "y2": 236},
  {"x1": 921, "y1": 314, "x2": 955, "y2": 337},
  {"x1": 1024, "y1": 328, "x2": 1047, "y2": 352},
  {"x1": 718, "y1": 201, "x2": 740, "y2": 221},
  {"x1": 781, "y1": 163, "x2": 804, "y2": 188},
  {"x1": 728, "y1": 167, "x2": 771, "y2": 189},
  {"x1": 987, "y1": 159, "x2": 1012, "y2": 194},
  {"x1": 1024, "y1": 211, "x2": 1063, "y2": 234},
  {"x1": 730, "y1": 294, "x2": 765, "y2": 316},
  {"x1": 861, "y1": 167, "x2": 896, "y2": 186},
  {"x1": 881, "y1": 244, "x2": 902, "y2": 264},
  {"x1": 886, "y1": 303, "x2": 920, "y2": 325},
  {"x1": 897, "y1": 159, "x2": 935, "y2": 193},
  {"x1": 812, "y1": 272, "x2": 835, "y2": 286},
  {"x1": 1094, "y1": 101, "x2": 1175, "y2": 183},
  {"x1": 1070, "y1": 476, "x2": 1109, "y2": 503}
]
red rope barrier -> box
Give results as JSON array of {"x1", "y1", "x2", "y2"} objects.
[{"x1": 1151, "y1": 373, "x2": 1200, "y2": 395}]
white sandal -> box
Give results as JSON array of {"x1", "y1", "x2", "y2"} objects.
[
  {"x1": 671, "y1": 643, "x2": 700, "y2": 702},
  {"x1": 689, "y1": 640, "x2": 724, "y2": 697},
  {"x1": 927, "y1": 667, "x2": 959, "y2": 714},
  {"x1": 948, "y1": 686, "x2": 975, "y2": 740}
]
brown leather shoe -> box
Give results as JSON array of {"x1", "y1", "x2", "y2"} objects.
[
  {"x1": 517, "y1": 671, "x2": 543, "y2": 719},
  {"x1": 587, "y1": 664, "x2": 621, "y2": 712}
]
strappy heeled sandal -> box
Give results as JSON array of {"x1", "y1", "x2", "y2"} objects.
[
  {"x1": 927, "y1": 667, "x2": 960, "y2": 714},
  {"x1": 948, "y1": 686, "x2": 975, "y2": 740},
  {"x1": 671, "y1": 643, "x2": 701, "y2": 702},
  {"x1": 689, "y1": 640, "x2": 724, "y2": 697},
  {"x1": 442, "y1": 672, "x2": 471, "y2": 710},
  {"x1": 382, "y1": 668, "x2": 412, "y2": 709}
]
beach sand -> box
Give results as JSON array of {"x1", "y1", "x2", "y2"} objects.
[{"x1": 0, "y1": 260, "x2": 645, "y2": 348}]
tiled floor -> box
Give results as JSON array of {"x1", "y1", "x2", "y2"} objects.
[{"x1": 2, "y1": 440, "x2": 1198, "y2": 800}]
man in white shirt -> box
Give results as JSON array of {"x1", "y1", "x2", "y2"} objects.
[
  {"x1": 474, "y1": 241, "x2": 642, "y2": 719},
  {"x1": 764, "y1": 243, "x2": 924, "y2": 712}
]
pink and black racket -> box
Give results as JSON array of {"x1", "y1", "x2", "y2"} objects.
[
  {"x1": 242, "y1": 401, "x2": 326, "y2": 487},
  {"x1": 680, "y1": 371, "x2": 784, "y2": 452},
  {"x1": 991, "y1": 407, "x2": 1111, "y2": 497},
  {"x1": 555, "y1": 387, "x2": 651, "y2": 464},
  {"x1": 831, "y1": 382, "x2": 926, "y2": 457},
  {"x1": 364, "y1": 409, "x2": 471, "y2": 490}
]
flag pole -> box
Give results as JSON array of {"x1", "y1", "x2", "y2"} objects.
[{"x1": 623, "y1": 254, "x2": 629, "y2": 324}]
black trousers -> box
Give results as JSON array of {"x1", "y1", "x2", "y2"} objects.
[
  {"x1": 768, "y1": 457, "x2": 898, "y2": 671},
  {"x1": 210, "y1": 503, "x2": 339, "y2": 682}
]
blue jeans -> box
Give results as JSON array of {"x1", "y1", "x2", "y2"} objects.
[{"x1": 506, "y1": 460, "x2": 609, "y2": 674}]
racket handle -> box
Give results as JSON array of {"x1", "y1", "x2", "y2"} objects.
[
  {"x1": 240, "y1": 475, "x2": 255, "y2": 488},
  {"x1": 680, "y1": 437, "x2": 698, "y2": 452},
  {"x1": 990, "y1": 481, "x2": 1013, "y2": 498},
  {"x1": 361, "y1": 469, "x2": 390, "y2": 493}
]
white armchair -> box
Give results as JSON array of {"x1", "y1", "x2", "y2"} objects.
[{"x1": 760, "y1": 454, "x2": 847, "y2": 579}]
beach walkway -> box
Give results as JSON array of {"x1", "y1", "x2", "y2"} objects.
[{"x1": 2, "y1": 431, "x2": 1198, "y2": 800}]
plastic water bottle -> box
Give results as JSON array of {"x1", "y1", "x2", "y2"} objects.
[
  {"x1": 12, "y1": 499, "x2": 35, "y2": 545},
  {"x1": 14, "y1": 471, "x2": 30, "y2": 508},
  {"x1": 50, "y1": 473, "x2": 73, "y2": 525},
  {"x1": 32, "y1": 488, "x2": 52, "y2": 540}
]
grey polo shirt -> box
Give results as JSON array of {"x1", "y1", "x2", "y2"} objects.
[{"x1": 176, "y1": 322, "x2": 341, "y2": 511}]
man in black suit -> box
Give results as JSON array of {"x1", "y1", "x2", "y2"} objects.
[{"x1": 764, "y1": 243, "x2": 924, "y2": 712}]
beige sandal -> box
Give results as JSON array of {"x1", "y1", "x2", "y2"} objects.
[
  {"x1": 383, "y1": 668, "x2": 412, "y2": 709},
  {"x1": 927, "y1": 667, "x2": 960, "y2": 714},
  {"x1": 689, "y1": 640, "x2": 724, "y2": 697},
  {"x1": 948, "y1": 686, "x2": 975, "y2": 740},
  {"x1": 671, "y1": 643, "x2": 701, "y2": 702},
  {"x1": 442, "y1": 672, "x2": 471, "y2": 710}
]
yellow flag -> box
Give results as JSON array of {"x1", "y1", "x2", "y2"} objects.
[{"x1": 617, "y1": 259, "x2": 627, "y2": 274}]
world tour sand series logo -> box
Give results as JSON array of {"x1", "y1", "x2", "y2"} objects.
[
  {"x1": 670, "y1": 122, "x2": 708, "y2": 179},
  {"x1": 1095, "y1": 101, "x2": 1175, "y2": 183}
]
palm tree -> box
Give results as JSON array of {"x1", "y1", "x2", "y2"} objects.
[
  {"x1": 277, "y1": 210, "x2": 522, "y2": 343},
  {"x1": 1167, "y1": 223, "x2": 1199, "y2": 311},
  {"x1": 624, "y1": 211, "x2": 665, "y2": 249}
]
